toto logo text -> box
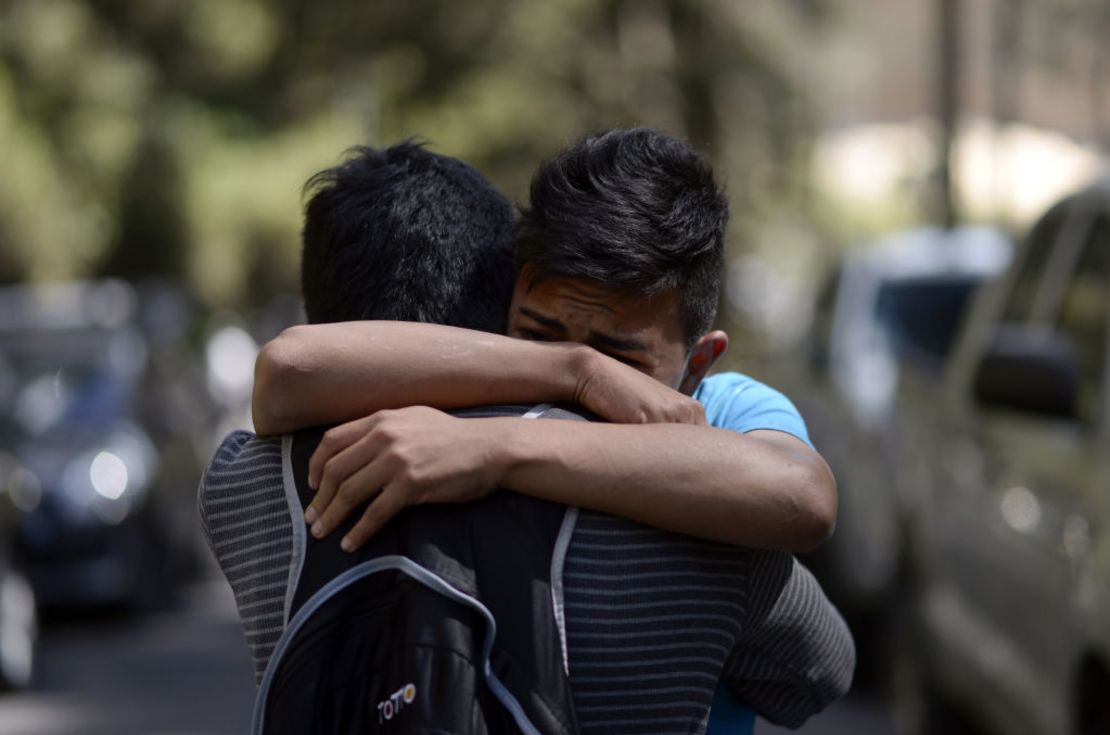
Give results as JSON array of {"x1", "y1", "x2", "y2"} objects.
[{"x1": 377, "y1": 683, "x2": 418, "y2": 723}]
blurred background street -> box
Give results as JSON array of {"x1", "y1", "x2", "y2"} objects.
[
  {"x1": 1, "y1": 0, "x2": 1108, "y2": 733},
  {"x1": 2, "y1": 580, "x2": 255, "y2": 735}
]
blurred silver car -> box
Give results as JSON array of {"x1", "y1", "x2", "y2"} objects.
[
  {"x1": 891, "y1": 178, "x2": 1110, "y2": 735},
  {"x1": 788, "y1": 228, "x2": 1011, "y2": 643}
]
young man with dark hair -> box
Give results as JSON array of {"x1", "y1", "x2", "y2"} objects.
[
  {"x1": 299, "y1": 142, "x2": 515, "y2": 332},
  {"x1": 200, "y1": 142, "x2": 523, "y2": 682},
  {"x1": 244, "y1": 129, "x2": 853, "y2": 733},
  {"x1": 513, "y1": 126, "x2": 725, "y2": 357}
]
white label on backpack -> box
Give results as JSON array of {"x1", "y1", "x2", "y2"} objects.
[{"x1": 377, "y1": 683, "x2": 417, "y2": 723}]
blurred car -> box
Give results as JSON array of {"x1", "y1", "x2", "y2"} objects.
[
  {"x1": 0, "y1": 281, "x2": 185, "y2": 610},
  {"x1": 891, "y1": 177, "x2": 1110, "y2": 735},
  {"x1": 0, "y1": 454, "x2": 37, "y2": 691},
  {"x1": 786, "y1": 228, "x2": 1012, "y2": 646}
]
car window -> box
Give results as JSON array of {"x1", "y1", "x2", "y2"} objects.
[
  {"x1": 1002, "y1": 201, "x2": 1068, "y2": 323},
  {"x1": 1055, "y1": 214, "x2": 1110, "y2": 425},
  {"x1": 876, "y1": 275, "x2": 982, "y2": 370}
]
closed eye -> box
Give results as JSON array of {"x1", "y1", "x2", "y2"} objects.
[
  {"x1": 518, "y1": 328, "x2": 556, "y2": 342},
  {"x1": 603, "y1": 352, "x2": 647, "y2": 370}
]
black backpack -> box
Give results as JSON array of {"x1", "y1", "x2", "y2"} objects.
[{"x1": 252, "y1": 405, "x2": 583, "y2": 735}]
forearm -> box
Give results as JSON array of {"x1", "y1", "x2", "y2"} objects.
[
  {"x1": 253, "y1": 322, "x2": 587, "y2": 435},
  {"x1": 491, "y1": 420, "x2": 836, "y2": 551}
]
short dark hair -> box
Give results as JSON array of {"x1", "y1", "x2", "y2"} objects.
[
  {"x1": 301, "y1": 142, "x2": 515, "y2": 332},
  {"x1": 515, "y1": 128, "x2": 728, "y2": 349}
]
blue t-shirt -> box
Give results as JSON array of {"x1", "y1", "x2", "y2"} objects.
[
  {"x1": 695, "y1": 371, "x2": 812, "y2": 447},
  {"x1": 695, "y1": 371, "x2": 811, "y2": 735}
]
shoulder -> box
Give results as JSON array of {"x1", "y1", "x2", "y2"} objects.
[
  {"x1": 198, "y1": 431, "x2": 284, "y2": 512},
  {"x1": 694, "y1": 372, "x2": 812, "y2": 447},
  {"x1": 205, "y1": 430, "x2": 283, "y2": 475},
  {"x1": 694, "y1": 371, "x2": 797, "y2": 412}
]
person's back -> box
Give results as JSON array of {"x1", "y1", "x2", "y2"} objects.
[
  {"x1": 200, "y1": 141, "x2": 519, "y2": 683},
  {"x1": 563, "y1": 509, "x2": 849, "y2": 733},
  {"x1": 252, "y1": 414, "x2": 580, "y2": 735}
]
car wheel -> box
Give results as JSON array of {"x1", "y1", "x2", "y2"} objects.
[{"x1": 0, "y1": 568, "x2": 37, "y2": 691}]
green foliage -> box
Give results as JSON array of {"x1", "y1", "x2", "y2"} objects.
[{"x1": 0, "y1": 0, "x2": 829, "y2": 310}]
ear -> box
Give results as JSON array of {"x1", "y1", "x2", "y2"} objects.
[{"x1": 678, "y1": 330, "x2": 728, "y2": 395}]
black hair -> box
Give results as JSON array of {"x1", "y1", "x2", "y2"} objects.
[
  {"x1": 301, "y1": 141, "x2": 515, "y2": 332},
  {"x1": 515, "y1": 128, "x2": 728, "y2": 350}
]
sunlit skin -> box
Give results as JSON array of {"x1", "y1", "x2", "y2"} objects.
[{"x1": 507, "y1": 267, "x2": 729, "y2": 394}]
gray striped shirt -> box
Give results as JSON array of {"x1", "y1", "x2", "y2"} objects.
[
  {"x1": 198, "y1": 429, "x2": 853, "y2": 733},
  {"x1": 562, "y1": 512, "x2": 852, "y2": 733}
]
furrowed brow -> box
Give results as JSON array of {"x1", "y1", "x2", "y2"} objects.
[
  {"x1": 589, "y1": 331, "x2": 650, "y2": 354},
  {"x1": 518, "y1": 307, "x2": 567, "y2": 332}
]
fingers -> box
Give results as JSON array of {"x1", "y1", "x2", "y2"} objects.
[
  {"x1": 306, "y1": 424, "x2": 388, "y2": 527},
  {"x1": 308, "y1": 415, "x2": 377, "y2": 490},
  {"x1": 340, "y1": 486, "x2": 408, "y2": 553},
  {"x1": 310, "y1": 452, "x2": 392, "y2": 540}
]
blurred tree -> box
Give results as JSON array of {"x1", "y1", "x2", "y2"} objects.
[
  {"x1": 0, "y1": 0, "x2": 829, "y2": 325},
  {"x1": 101, "y1": 128, "x2": 188, "y2": 279}
]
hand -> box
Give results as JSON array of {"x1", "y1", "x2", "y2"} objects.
[
  {"x1": 305, "y1": 406, "x2": 508, "y2": 552},
  {"x1": 573, "y1": 349, "x2": 707, "y2": 425}
]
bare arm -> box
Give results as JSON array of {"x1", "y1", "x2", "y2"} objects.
[
  {"x1": 500, "y1": 421, "x2": 835, "y2": 550},
  {"x1": 253, "y1": 322, "x2": 704, "y2": 435},
  {"x1": 305, "y1": 407, "x2": 837, "y2": 552}
]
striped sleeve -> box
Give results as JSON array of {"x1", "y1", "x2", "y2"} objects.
[
  {"x1": 722, "y1": 551, "x2": 855, "y2": 728},
  {"x1": 197, "y1": 431, "x2": 293, "y2": 684},
  {"x1": 562, "y1": 512, "x2": 752, "y2": 735}
]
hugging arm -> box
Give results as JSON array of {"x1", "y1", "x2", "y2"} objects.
[
  {"x1": 304, "y1": 407, "x2": 836, "y2": 552},
  {"x1": 254, "y1": 321, "x2": 837, "y2": 552},
  {"x1": 722, "y1": 552, "x2": 856, "y2": 728},
  {"x1": 252, "y1": 322, "x2": 705, "y2": 435}
]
